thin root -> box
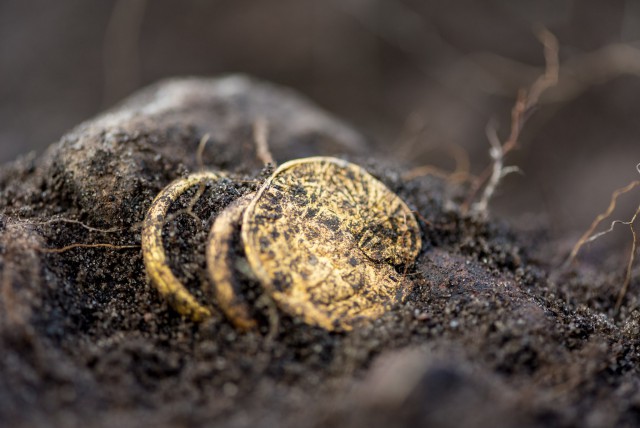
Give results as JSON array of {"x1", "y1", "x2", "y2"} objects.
[
  {"x1": 196, "y1": 134, "x2": 210, "y2": 171},
  {"x1": 567, "y1": 163, "x2": 640, "y2": 311},
  {"x1": 257, "y1": 292, "x2": 280, "y2": 347},
  {"x1": 616, "y1": 205, "x2": 640, "y2": 311},
  {"x1": 566, "y1": 180, "x2": 640, "y2": 265},
  {"x1": 254, "y1": 117, "x2": 275, "y2": 166},
  {"x1": 14, "y1": 218, "x2": 134, "y2": 254},
  {"x1": 411, "y1": 210, "x2": 432, "y2": 228},
  {"x1": 16, "y1": 218, "x2": 122, "y2": 233},
  {"x1": 39, "y1": 243, "x2": 139, "y2": 253},
  {"x1": 402, "y1": 143, "x2": 474, "y2": 183},
  {"x1": 465, "y1": 27, "x2": 559, "y2": 215},
  {"x1": 179, "y1": 182, "x2": 208, "y2": 224}
]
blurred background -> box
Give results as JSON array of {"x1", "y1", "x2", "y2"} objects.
[{"x1": 1, "y1": 0, "x2": 639, "y2": 249}]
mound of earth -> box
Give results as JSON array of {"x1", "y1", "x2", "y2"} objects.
[{"x1": 0, "y1": 76, "x2": 638, "y2": 428}]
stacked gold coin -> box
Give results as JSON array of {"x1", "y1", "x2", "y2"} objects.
[{"x1": 142, "y1": 157, "x2": 421, "y2": 331}]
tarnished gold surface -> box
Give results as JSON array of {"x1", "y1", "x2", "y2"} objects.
[
  {"x1": 205, "y1": 194, "x2": 258, "y2": 330},
  {"x1": 241, "y1": 157, "x2": 421, "y2": 331},
  {"x1": 142, "y1": 171, "x2": 224, "y2": 321}
]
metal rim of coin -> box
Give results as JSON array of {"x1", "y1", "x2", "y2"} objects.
[
  {"x1": 205, "y1": 193, "x2": 258, "y2": 331},
  {"x1": 141, "y1": 171, "x2": 226, "y2": 322},
  {"x1": 241, "y1": 156, "x2": 422, "y2": 331}
]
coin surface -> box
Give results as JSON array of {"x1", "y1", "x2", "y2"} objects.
[
  {"x1": 206, "y1": 193, "x2": 258, "y2": 330},
  {"x1": 241, "y1": 157, "x2": 421, "y2": 331},
  {"x1": 142, "y1": 171, "x2": 225, "y2": 322}
]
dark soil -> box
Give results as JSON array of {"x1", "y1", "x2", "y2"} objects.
[{"x1": 1, "y1": 76, "x2": 639, "y2": 428}]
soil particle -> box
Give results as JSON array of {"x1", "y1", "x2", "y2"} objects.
[{"x1": 0, "y1": 76, "x2": 639, "y2": 428}]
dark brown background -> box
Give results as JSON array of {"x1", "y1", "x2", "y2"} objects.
[{"x1": 1, "y1": 0, "x2": 639, "y2": 245}]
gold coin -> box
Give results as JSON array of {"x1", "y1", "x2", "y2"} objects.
[
  {"x1": 206, "y1": 193, "x2": 258, "y2": 331},
  {"x1": 241, "y1": 157, "x2": 421, "y2": 331},
  {"x1": 142, "y1": 171, "x2": 225, "y2": 321}
]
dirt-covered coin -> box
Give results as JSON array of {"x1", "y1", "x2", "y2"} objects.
[
  {"x1": 241, "y1": 157, "x2": 421, "y2": 331},
  {"x1": 142, "y1": 171, "x2": 225, "y2": 322},
  {"x1": 206, "y1": 193, "x2": 258, "y2": 331}
]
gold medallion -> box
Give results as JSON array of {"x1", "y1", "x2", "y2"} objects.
[{"x1": 241, "y1": 157, "x2": 421, "y2": 331}]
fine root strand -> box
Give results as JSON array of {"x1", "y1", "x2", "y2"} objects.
[
  {"x1": 402, "y1": 143, "x2": 473, "y2": 183},
  {"x1": 38, "y1": 243, "x2": 139, "y2": 253},
  {"x1": 567, "y1": 163, "x2": 640, "y2": 311},
  {"x1": 471, "y1": 121, "x2": 523, "y2": 214},
  {"x1": 253, "y1": 117, "x2": 275, "y2": 166},
  {"x1": 465, "y1": 27, "x2": 559, "y2": 216},
  {"x1": 14, "y1": 218, "x2": 122, "y2": 233},
  {"x1": 258, "y1": 292, "x2": 280, "y2": 347},
  {"x1": 566, "y1": 180, "x2": 640, "y2": 266},
  {"x1": 196, "y1": 134, "x2": 211, "y2": 171},
  {"x1": 616, "y1": 205, "x2": 640, "y2": 311}
]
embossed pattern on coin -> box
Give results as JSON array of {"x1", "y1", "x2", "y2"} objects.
[{"x1": 241, "y1": 157, "x2": 421, "y2": 331}]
